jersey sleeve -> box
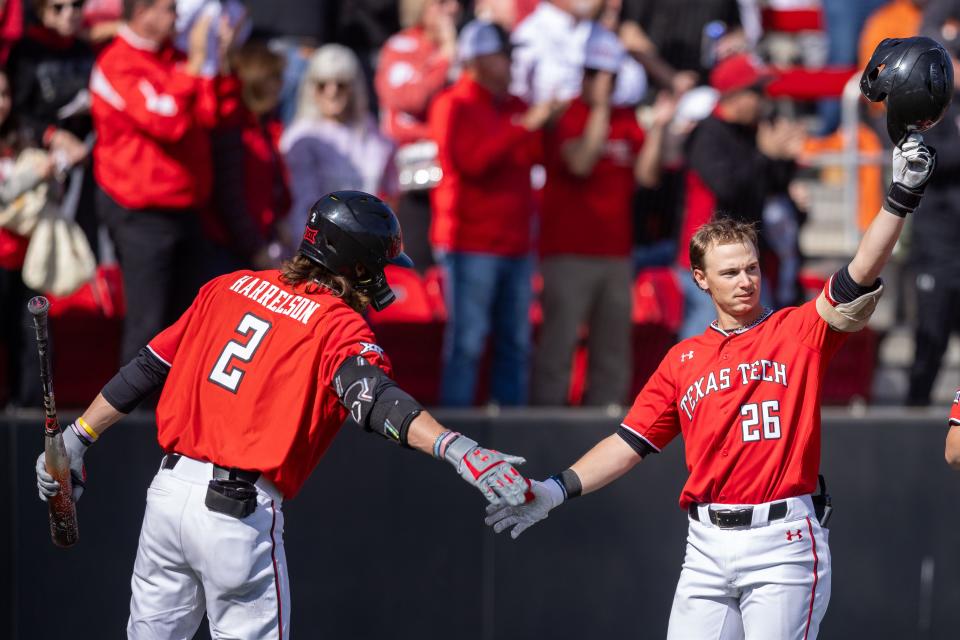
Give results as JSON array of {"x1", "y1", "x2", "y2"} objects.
[
  {"x1": 621, "y1": 352, "x2": 682, "y2": 452},
  {"x1": 951, "y1": 388, "x2": 960, "y2": 427},
  {"x1": 318, "y1": 304, "x2": 393, "y2": 390},
  {"x1": 147, "y1": 277, "x2": 222, "y2": 366}
]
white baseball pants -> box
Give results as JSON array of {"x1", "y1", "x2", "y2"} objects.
[
  {"x1": 666, "y1": 495, "x2": 831, "y2": 640},
  {"x1": 126, "y1": 455, "x2": 290, "y2": 640}
]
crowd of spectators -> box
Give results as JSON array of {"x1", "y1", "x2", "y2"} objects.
[{"x1": 0, "y1": 0, "x2": 959, "y2": 409}]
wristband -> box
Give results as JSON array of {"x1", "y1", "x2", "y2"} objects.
[
  {"x1": 432, "y1": 430, "x2": 460, "y2": 460},
  {"x1": 69, "y1": 418, "x2": 98, "y2": 447},
  {"x1": 884, "y1": 182, "x2": 924, "y2": 217},
  {"x1": 549, "y1": 468, "x2": 582, "y2": 501}
]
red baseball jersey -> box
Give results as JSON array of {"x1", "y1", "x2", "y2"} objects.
[
  {"x1": 622, "y1": 297, "x2": 848, "y2": 509},
  {"x1": 950, "y1": 388, "x2": 960, "y2": 426},
  {"x1": 147, "y1": 269, "x2": 391, "y2": 498}
]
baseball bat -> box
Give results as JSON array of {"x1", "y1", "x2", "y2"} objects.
[{"x1": 28, "y1": 296, "x2": 79, "y2": 548}]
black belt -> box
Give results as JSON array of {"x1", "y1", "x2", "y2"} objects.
[
  {"x1": 688, "y1": 500, "x2": 788, "y2": 528},
  {"x1": 162, "y1": 453, "x2": 261, "y2": 484}
]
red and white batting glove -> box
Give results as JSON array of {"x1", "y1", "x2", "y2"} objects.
[{"x1": 435, "y1": 430, "x2": 531, "y2": 506}]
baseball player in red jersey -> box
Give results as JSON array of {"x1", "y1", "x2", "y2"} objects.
[
  {"x1": 945, "y1": 388, "x2": 960, "y2": 468},
  {"x1": 33, "y1": 191, "x2": 531, "y2": 639},
  {"x1": 486, "y1": 134, "x2": 936, "y2": 639}
]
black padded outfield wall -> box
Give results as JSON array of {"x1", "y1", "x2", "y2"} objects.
[{"x1": 3, "y1": 409, "x2": 960, "y2": 640}]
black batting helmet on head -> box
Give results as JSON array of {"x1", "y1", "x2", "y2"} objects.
[
  {"x1": 299, "y1": 191, "x2": 413, "y2": 311},
  {"x1": 860, "y1": 36, "x2": 954, "y2": 145}
]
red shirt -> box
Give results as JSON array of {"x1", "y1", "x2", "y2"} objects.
[
  {"x1": 541, "y1": 99, "x2": 645, "y2": 257},
  {"x1": 951, "y1": 388, "x2": 960, "y2": 426},
  {"x1": 429, "y1": 75, "x2": 541, "y2": 255},
  {"x1": 148, "y1": 269, "x2": 391, "y2": 499},
  {"x1": 375, "y1": 26, "x2": 450, "y2": 146},
  {"x1": 622, "y1": 292, "x2": 847, "y2": 509},
  {"x1": 90, "y1": 27, "x2": 240, "y2": 210}
]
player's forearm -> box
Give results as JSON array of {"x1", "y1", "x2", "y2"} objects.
[
  {"x1": 405, "y1": 411, "x2": 448, "y2": 456},
  {"x1": 569, "y1": 434, "x2": 643, "y2": 495},
  {"x1": 846, "y1": 207, "x2": 905, "y2": 286},
  {"x1": 78, "y1": 393, "x2": 127, "y2": 437},
  {"x1": 945, "y1": 426, "x2": 960, "y2": 470}
]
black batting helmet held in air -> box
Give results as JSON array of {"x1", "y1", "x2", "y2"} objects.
[
  {"x1": 299, "y1": 191, "x2": 413, "y2": 311},
  {"x1": 860, "y1": 36, "x2": 954, "y2": 145}
]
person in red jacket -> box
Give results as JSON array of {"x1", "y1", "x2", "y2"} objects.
[
  {"x1": 90, "y1": 0, "x2": 242, "y2": 364},
  {"x1": 533, "y1": 24, "x2": 673, "y2": 407},
  {"x1": 428, "y1": 19, "x2": 559, "y2": 406}
]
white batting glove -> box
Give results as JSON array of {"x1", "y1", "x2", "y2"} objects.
[
  {"x1": 35, "y1": 423, "x2": 88, "y2": 503},
  {"x1": 435, "y1": 431, "x2": 531, "y2": 506},
  {"x1": 484, "y1": 478, "x2": 565, "y2": 539},
  {"x1": 892, "y1": 133, "x2": 935, "y2": 189}
]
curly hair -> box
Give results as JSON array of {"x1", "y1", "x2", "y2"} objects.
[{"x1": 279, "y1": 254, "x2": 371, "y2": 313}]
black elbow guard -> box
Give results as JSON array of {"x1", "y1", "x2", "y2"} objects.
[{"x1": 334, "y1": 356, "x2": 422, "y2": 447}]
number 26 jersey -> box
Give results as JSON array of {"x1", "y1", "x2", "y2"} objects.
[
  {"x1": 147, "y1": 269, "x2": 392, "y2": 499},
  {"x1": 622, "y1": 298, "x2": 848, "y2": 509}
]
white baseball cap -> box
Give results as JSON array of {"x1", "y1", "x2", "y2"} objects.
[
  {"x1": 458, "y1": 19, "x2": 512, "y2": 62},
  {"x1": 583, "y1": 24, "x2": 625, "y2": 74}
]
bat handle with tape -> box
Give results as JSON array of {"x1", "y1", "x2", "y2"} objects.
[{"x1": 28, "y1": 296, "x2": 79, "y2": 548}]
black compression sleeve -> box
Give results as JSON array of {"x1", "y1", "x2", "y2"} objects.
[
  {"x1": 101, "y1": 347, "x2": 170, "y2": 413},
  {"x1": 617, "y1": 426, "x2": 657, "y2": 458},
  {"x1": 831, "y1": 265, "x2": 880, "y2": 303}
]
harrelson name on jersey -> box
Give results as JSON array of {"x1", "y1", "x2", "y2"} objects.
[
  {"x1": 680, "y1": 359, "x2": 788, "y2": 420},
  {"x1": 228, "y1": 275, "x2": 321, "y2": 325}
]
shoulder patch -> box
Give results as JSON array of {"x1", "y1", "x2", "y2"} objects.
[{"x1": 360, "y1": 342, "x2": 385, "y2": 357}]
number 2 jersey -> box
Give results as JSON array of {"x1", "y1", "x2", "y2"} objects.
[
  {"x1": 622, "y1": 296, "x2": 849, "y2": 509},
  {"x1": 147, "y1": 269, "x2": 391, "y2": 499}
]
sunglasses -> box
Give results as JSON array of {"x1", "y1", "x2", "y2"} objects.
[
  {"x1": 49, "y1": 0, "x2": 84, "y2": 13},
  {"x1": 315, "y1": 80, "x2": 351, "y2": 91}
]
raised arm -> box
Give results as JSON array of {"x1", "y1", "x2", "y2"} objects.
[{"x1": 848, "y1": 134, "x2": 935, "y2": 285}]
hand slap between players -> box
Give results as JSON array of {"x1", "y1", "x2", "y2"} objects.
[
  {"x1": 485, "y1": 478, "x2": 565, "y2": 539},
  {"x1": 435, "y1": 430, "x2": 531, "y2": 506}
]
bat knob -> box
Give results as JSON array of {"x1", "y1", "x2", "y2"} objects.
[{"x1": 27, "y1": 296, "x2": 50, "y2": 317}]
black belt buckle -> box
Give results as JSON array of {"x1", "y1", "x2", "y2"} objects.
[
  {"x1": 205, "y1": 478, "x2": 258, "y2": 519},
  {"x1": 712, "y1": 508, "x2": 752, "y2": 528}
]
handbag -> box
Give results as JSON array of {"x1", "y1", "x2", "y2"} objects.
[
  {"x1": 0, "y1": 149, "x2": 57, "y2": 236},
  {"x1": 22, "y1": 208, "x2": 96, "y2": 296}
]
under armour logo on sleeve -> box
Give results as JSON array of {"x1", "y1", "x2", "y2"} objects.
[{"x1": 680, "y1": 351, "x2": 695, "y2": 362}]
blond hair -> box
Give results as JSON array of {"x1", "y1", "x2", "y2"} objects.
[
  {"x1": 689, "y1": 217, "x2": 759, "y2": 274},
  {"x1": 293, "y1": 44, "x2": 369, "y2": 127},
  {"x1": 279, "y1": 255, "x2": 371, "y2": 313}
]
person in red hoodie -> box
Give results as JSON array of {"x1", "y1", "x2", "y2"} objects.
[
  {"x1": 428, "y1": 19, "x2": 559, "y2": 406},
  {"x1": 90, "y1": 0, "x2": 242, "y2": 364}
]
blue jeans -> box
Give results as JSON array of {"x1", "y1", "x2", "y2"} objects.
[
  {"x1": 438, "y1": 252, "x2": 533, "y2": 406},
  {"x1": 677, "y1": 267, "x2": 717, "y2": 340}
]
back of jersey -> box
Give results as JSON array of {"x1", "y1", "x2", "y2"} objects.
[{"x1": 148, "y1": 269, "x2": 391, "y2": 498}]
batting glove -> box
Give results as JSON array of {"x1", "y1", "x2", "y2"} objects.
[
  {"x1": 435, "y1": 430, "x2": 530, "y2": 506},
  {"x1": 886, "y1": 133, "x2": 936, "y2": 216},
  {"x1": 35, "y1": 421, "x2": 88, "y2": 503},
  {"x1": 484, "y1": 478, "x2": 565, "y2": 539}
]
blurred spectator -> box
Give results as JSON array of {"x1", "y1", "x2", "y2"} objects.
[
  {"x1": 247, "y1": 2, "x2": 334, "y2": 125},
  {"x1": 375, "y1": 0, "x2": 459, "y2": 269},
  {"x1": 201, "y1": 38, "x2": 289, "y2": 275},
  {"x1": 429, "y1": 19, "x2": 558, "y2": 406},
  {"x1": 9, "y1": 0, "x2": 97, "y2": 252},
  {"x1": 510, "y1": 0, "x2": 600, "y2": 104},
  {"x1": 532, "y1": 26, "x2": 673, "y2": 407},
  {"x1": 90, "y1": 0, "x2": 243, "y2": 364},
  {"x1": 0, "y1": 0, "x2": 23, "y2": 65},
  {"x1": 676, "y1": 53, "x2": 802, "y2": 339},
  {"x1": 618, "y1": 0, "x2": 745, "y2": 91},
  {"x1": 475, "y1": 0, "x2": 520, "y2": 28},
  {"x1": 819, "y1": 0, "x2": 888, "y2": 133},
  {"x1": 280, "y1": 44, "x2": 398, "y2": 251},
  {"x1": 0, "y1": 68, "x2": 48, "y2": 406},
  {"x1": 905, "y1": 51, "x2": 960, "y2": 406},
  {"x1": 858, "y1": 0, "x2": 924, "y2": 70},
  {"x1": 83, "y1": 0, "x2": 122, "y2": 44}
]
